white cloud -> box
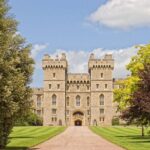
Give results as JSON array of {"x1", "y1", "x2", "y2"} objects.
[
  {"x1": 49, "y1": 46, "x2": 138, "y2": 78},
  {"x1": 88, "y1": 0, "x2": 150, "y2": 29},
  {"x1": 31, "y1": 44, "x2": 48, "y2": 58}
]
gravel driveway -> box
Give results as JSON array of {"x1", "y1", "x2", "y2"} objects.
[{"x1": 31, "y1": 126, "x2": 124, "y2": 150}]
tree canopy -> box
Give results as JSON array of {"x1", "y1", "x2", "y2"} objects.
[
  {"x1": 0, "y1": 0, "x2": 34, "y2": 148},
  {"x1": 114, "y1": 44, "x2": 150, "y2": 136}
]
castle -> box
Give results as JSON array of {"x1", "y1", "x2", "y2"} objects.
[{"x1": 32, "y1": 53, "x2": 117, "y2": 126}]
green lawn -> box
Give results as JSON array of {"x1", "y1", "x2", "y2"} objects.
[
  {"x1": 6, "y1": 126, "x2": 66, "y2": 150},
  {"x1": 90, "y1": 126, "x2": 150, "y2": 150}
]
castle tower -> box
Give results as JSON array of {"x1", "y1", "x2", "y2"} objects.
[
  {"x1": 42, "y1": 53, "x2": 68, "y2": 126},
  {"x1": 88, "y1": 54, "x2": 114, "y2": 126}
]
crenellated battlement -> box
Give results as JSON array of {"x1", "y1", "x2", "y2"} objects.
[
  {"x1": 67, "y1": 73, "x2": 90, "y2": 84},
  {"x1": 34, "y1": 52, "x2": 116, "y2": 126},
  {"x1": 42, "y1": 53, "x2": 68, "y2": 70},
  {"x1": 88, "y1": 54, "x2": 114, "y2": 71}
]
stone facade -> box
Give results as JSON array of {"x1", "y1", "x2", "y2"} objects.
[{"x1": 32, "y1": 53, "x2": 115, "y2": 126}]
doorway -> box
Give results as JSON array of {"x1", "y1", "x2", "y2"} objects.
[{"x1": 75, "y1": 120, "x2": 82, "y2": 126}]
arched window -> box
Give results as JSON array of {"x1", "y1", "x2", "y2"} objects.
[
  {"x1": 101, "y1": 73, "x2": 103, "y2": 78},
  {"x1": 76, "y1": 95, "x2": 80, "y2": 106},
  {"x1": 87, "y1": 97, "x2": 90, "y2": 106},
  {"x1": 37, "y1": 95, "x2": 41, "y2": 107},
  {"x1": 100, "y1": 94, "x2": 104, "y2": 105},
  {"x1": 52, "y1": 94, "x2": 56, "y2": 105}
]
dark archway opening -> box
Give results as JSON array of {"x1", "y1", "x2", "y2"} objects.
[{"x1": 75, "y1": 120, "x2": 82, "y2": 126}]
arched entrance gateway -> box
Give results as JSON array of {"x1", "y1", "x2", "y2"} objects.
[{"x1": 73, "y1": 111, "x2": 84, "y2": 126}]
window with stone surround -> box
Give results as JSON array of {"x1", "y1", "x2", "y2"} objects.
[
  {"x1": 101, "y1": 73, "x2": 104, "y2": 78},
  {"x1": 87, "y1": 97, "x2": 90, "y2": 106},
  {"x1": 49, "y1": 84, "x2": 51, "y2": 89},
  {"x1": 57, "y1": 84, "x2": 60, "y2": 89},
  {"x1": 100, "y1": 94, "x2": 104, "y2": 105},
  {"x1": 37, "y1": 110, "x2": 41, "y2": 116},
  {"x1": 66, "y1": 97, "x2": 69, "y2": 106},
  {"x1": 100, "y1": 108, "x2": 104, "y2": 114},
  {"x1": 37, "y1": 95, "x2": 41, "y2": 107},
  {"x1": 52, "y1": 94, "x2": 56, "y2": 105},
  {"x1": 66, "y1": 110, "x2": 69, "y2": 115},
  {"x1": 100, "y1": 117, "x2": 105, "y2": 122},
  {"x1": 53, "y1": 73, "x2": 56, "y2": 78},
  {"x1": 87, "y1": 85, "x2": 90, "y2": 90},
  {"x1": 87, "y1": 110, "x2": 90, "y2": 115},
  {"x1": 52, "y1": 108, "x2": 57, "y2": 114},
  {"x1": 96, "y1": 84, "x2": 99, "y2": 89},
  {"x1": 76, "y1": 95, "x2": 80, "y2": 106},
  {"x1": 105, "y1": 84, "x2": 108, "y2": 89}
]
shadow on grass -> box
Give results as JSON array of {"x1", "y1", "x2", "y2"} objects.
[
  {"x1": 6, "y1": 136, "x2": 34, "y2": 150},
  {"x1": 6, "y1": 147, "x2": 40, "y2": 150},
  {"x1": 115, "y1": 135, "x2": 150, "y2": 143},
  {"x1": 9, "y1": 136, "x2": 34, "y2": 139},
  {"x1": 5, "y1": 146, "x2": 28, "y2": 150}
]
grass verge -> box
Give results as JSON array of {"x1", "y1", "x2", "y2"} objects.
[
  {"x1": 6, "y1": 126, "x2": 66, "y2": 150},
  {"x1": 90, "y1": 126, "x2": 150, "y2": 150}
]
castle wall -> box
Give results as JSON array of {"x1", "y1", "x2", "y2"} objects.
[
  {"x1": 32, "y1": 53, "x2": 115, "y2": 126},
  {"x1": 42, "y1": 54, "x2": 67, "y2": 126}
]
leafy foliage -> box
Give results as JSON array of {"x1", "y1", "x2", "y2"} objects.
[
  {"x1": 114, "y1": 44, "x2": 150, "y2": 110},
  {"x1": 0, "y1": 0, "x2": 34, "y2": 148},
  {"x1": 15, "y1": 112, "x2": 43, "y2": 126},
  {"x1": 121, "y1": 63, "x2": 150, "y2": 136},
  {"x1": 112, "y1": 117, "x2": 120, "y2": 126},
  {"x1": 114, "y1": 44, "x2": 150, "y2": 136}
]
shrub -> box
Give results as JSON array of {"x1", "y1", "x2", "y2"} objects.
[
  {"x1": 112, "y1": 117, "x2": 120, "y2": 126},
  {"x1": 15, "y1": 112, "x2": 43, "y2": 126}
]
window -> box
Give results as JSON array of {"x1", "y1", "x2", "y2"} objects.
[
  {"x1": 105, "y1": 84, "x2": 108, "y2": 89},
  {"x1": 49, "y1": 84, "x2": 51, "y2": 89},
  {"x1": 37, "y1": 99, "x2": 41, "y2": 107},
  {"x1": 101, "y1": 73, "x2": 103, "y2": 78},
  {"x1": 87, "y1": 110, "x2": 90, "y2": 115},
  {"x1": 66, "y1": 97, "x2": 69, "y2": 106},
  {"x1": 100, "y1": 117, "x2": 105, "y2": 122},
  {"x1": 77, "y1": 85, "x2": 79, "y2": 90},
  {"x1": 96, "y1": 84, "x2": 99, "y2": 89},
  {"x1": 87, "y1": 97, "x2": 90, "y2": 106},
  {"x1": 57, "y1": 84, "x2": 60, "y2": 89},
  {"x1": 66, "y1": 110, "x2": 69, "y2": 115},
  {"x1": 53, "y1": 73, "x2": 56, "y2": 78},
  {"x1": 76, "y1": 95, "x2": 80, "y2": 106},
  {"x1": 52, "y1": 117, "x2": 57, "y2": 122},
  {"x1": 52, "y1": 94, "x2": 56, "y2": 105},
  {"x1": 67, "y1": 85, "x2": 69, "y2": 90},
  {"x1": 100, "y1": 94, "x2": 104, "y2": 105},
  {"x1": 37, "y1": 96, "x2": 41, "y2": 107},
  {"x1": 37, "y1": 110, "x2": 41, "y2": 116},
  {"x1": 100, "y1": 108, "x2": 104, "y2": 114},
  {"x1": 87, "y1": 86, "x2": 90, "y2": 90},
  {"x1": 52, "y1": 109, "x2": 57, "y2": 114}
]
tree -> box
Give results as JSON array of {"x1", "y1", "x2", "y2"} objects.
[
  {"x1": 114, "y1": 44, "x2": 150, "y2": 136},
  {"x1": 121, "y1": 63, "x2": 150, "y2": 136},
  {"x1": 0, "y1": 0, "x2": 34, "y2": 148},
  {"x1": 114, "y1": 44, "x2": 150, "y2": 110}
]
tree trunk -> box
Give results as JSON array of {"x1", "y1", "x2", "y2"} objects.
[{"x1": 142, "y1": 125, "x2": 144, "y2": 137}]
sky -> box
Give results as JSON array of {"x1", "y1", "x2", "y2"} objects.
[{"x1": 9, "y1": 0, "x2": 150, "y2": 87}]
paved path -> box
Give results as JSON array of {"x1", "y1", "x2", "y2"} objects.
[{"x1": 31, "y1": 126, "x2": 124, "y2": 150}]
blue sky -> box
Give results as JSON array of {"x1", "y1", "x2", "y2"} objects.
[{"x1": 9, "y1": 0, "x2": 150, "y2": 87}]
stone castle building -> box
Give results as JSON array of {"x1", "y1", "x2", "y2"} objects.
[{"x1": 32, "y1": 53, "x2": 116, "y2": 126}]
